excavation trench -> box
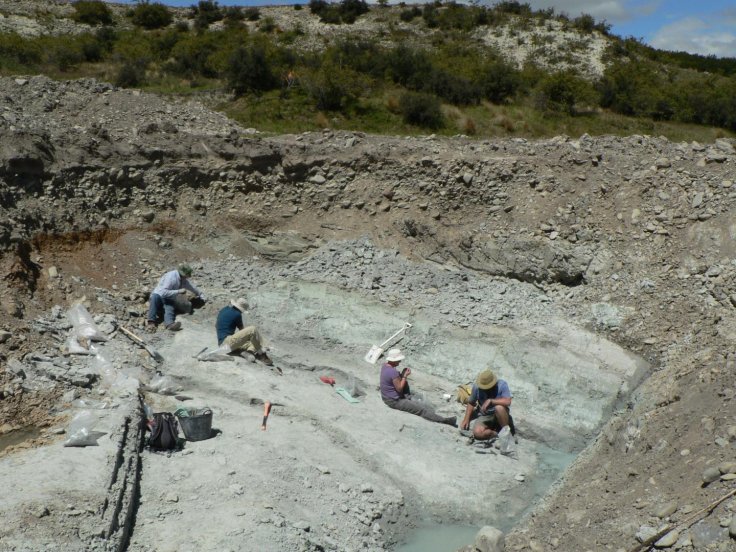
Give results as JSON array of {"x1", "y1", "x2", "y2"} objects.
[{"x1": 125, "y1": 262, "x2": 648, "y2": 551}]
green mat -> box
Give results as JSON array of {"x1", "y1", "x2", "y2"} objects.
[{"x1": 335, "y1": 387, "x2": 360, "y2": 403}]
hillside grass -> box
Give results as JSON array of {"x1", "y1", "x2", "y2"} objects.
[{"x1": 0, "y1": 1, "x2": 734, "y2": 142}]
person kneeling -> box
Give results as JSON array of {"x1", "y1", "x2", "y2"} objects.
[
  {"x1": 379, "y1": 349, "x2": 456, "y2": 427},
  {"x1": 215, "y1": 297, "x2": 272, "y2": 366},
  {"x1": 460, "y1": 368, "x2": 512, "y2": 440}
]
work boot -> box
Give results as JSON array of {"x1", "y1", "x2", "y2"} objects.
[
  {"x1": 254, "y1": 351, "x2": 273, "y2": 366},
  {"x1": 165, "y1": 321, "x2": 181, "y2": 331},
  {"x1": 442, "y1": 416, "x2": 457, "y2": 427},
  {"x1": 146, "y1": 321, "x2": 157, "y2": 333},
  {"x1": 239, "y1": 350, "x2": 256, "y2": 363}
]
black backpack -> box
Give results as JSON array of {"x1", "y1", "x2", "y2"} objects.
[{"x1": 148, "y1": 412, "x2": 179, "y2": 451}]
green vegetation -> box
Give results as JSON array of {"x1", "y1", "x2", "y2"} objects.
[
  {"x1": 130, "y1": 2, "x2": 172, "y2": 30},
  {"x1": 0, "y1": 0, "x2": 733, "y2": 139},
  {"x1": 71, "y1": 0, "x2": 113, "y2": 26}
]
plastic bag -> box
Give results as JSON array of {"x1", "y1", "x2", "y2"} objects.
[
  {"x1": 63, "y1": 410, "x2": 102, "y2": 447},
  {"x1": 196, "y1": 344, "x2": 234, "y2": 363},
  {"x1": 64, "y1": 334, "x2": 94, "y2": 355},
  {"x1": 497, "y1": 426, "x2": 515, "y2": 455},
  {"x1": 149, "y1": 374, "x2": 179, "y2": 395},
  {"x1": 94, "y1": 352, "x2": 118, "y2": 389},
  {"x1": 66, "y1": 304, "x2": 108, "y2": 342}
]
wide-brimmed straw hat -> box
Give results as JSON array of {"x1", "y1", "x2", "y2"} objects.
[
  {"x1": 476, "y1": 369, "x2": 498, "y2": 390},
  {"x1": 386, "y1": 348, "x2": 405, "y2": 362},
  {"x1": 231, "y1": 297, "x2": 249, "y2": 312}
]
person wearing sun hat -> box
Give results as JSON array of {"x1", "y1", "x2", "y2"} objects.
[
  {"x1": 147, "y1": 264, "x2": 207, "y2": 331},
  {"x1": 215, "y1": 297, "x2": 272, "y2": 366},
  {"x1": 460, "y1": 367, "x2": 513, "y2": 440},
  {"x1": 379, "y1": 348, "x2": 456, "y2": 426}
]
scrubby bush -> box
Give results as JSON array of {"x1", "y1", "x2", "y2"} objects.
[
  {"x1": 242, "y1": 7, "x2": 259, "y2": 21},
  {"x1": 309, "y1": 0, "x2": 369, "y2": 24},
  {"x1": 479, "y1": 59, "x2": 521, "y2": 103},
  {"x1": 168, "y1": 31, "x2": 221, "y2": 77},
  {"x1": 386, "y1": 44, "x2": 433, "y2": 88},
  {"x1": 426, "y1": 68, "x2": 480, "y2": 105},
  {"x1": 191, "y1": 0, "x2": 223, "y2": 31},
  {"x1": 301, "y1": 63, "x2": 363, "y2": 110},
  {"x1": 398, "y1": 91, "x2": 444, "y2": 129},
  {"x1": 536, "y1": 71, "x2": 592, "y2": 115},
  {"x1": 226, "y1": 43, "x2": 276, "y2": 95},
  {"x1": 0, "y1": 33, "x2": 43, "y2": 68},
  {"x1": 116, "y1": 61, "x2": 145, "y2": 87},
  {"x1": 399, "y1": 6, "x2": 420, "y2": 22},
  {"x1": 131, "y1": 2, "x2": 173, "y2": 30},
  {"x1": 72, "y1": 1, "x2": 113, "y2": 26}
]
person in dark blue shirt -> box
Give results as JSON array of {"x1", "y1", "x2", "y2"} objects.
[
  {"x1": 459, "y1": 368, "x2": 512, "y2": 441},
  {"x1": 215, "y1": 297, "x2": 272, "y2": 366}
]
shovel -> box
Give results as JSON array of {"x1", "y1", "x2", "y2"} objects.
[
  {"x1": 364, "y1": 323, "x2": 412, "y2": 365},
  {"x1": 119, "y1": 326, "x2": 164, "y2": 363}
]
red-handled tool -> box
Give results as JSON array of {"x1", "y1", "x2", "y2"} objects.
[
  {"x1": 261, "y1": 401, "x2": 272, "y2": 431},
  {"x1": 319, "y1": 376, "x2": 336, "y2": 386}
]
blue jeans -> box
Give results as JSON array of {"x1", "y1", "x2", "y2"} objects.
[{"x1": 147, "y1": 293, "x2": 177, "y2": 326}]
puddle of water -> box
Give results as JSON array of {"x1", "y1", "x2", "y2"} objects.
[
  {"x1": 0, "y1": 427, "x2": 41, "y2": 454},
  {"x1": 394, "y1": 524, "x2": 479, "y2": 552}
]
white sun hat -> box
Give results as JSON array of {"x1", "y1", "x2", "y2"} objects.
[
  {"x1": 231, "y1": 297, "x2": 249, "y2": 312},
  {"x1": 386, "y1": 348, "x2": 405, "y2": 362}
]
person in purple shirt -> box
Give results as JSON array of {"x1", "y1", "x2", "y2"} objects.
[
  {"x1": 460, "y1": 368, "x2": 513, "y2": 441},
  {"x1": 379, "y1": 348, "x2": 456, "y2": 426}
]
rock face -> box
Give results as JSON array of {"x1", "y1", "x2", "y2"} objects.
[{"x1": 0, "y1": 70, "x2": 736, "y2": 552}]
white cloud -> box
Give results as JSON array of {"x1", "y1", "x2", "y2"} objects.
[
  {"x1": 651, "y1": 16, "x2": 736, "y2": 57},
  {"x1": 522, "y1": 0, "x2": 657, "y2": 23}
]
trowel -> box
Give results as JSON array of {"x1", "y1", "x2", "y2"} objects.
[{"x1": 364, "y1": 322, "x2": 412, "y2": 364}]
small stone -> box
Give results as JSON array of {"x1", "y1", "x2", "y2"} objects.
[
  {"x1": 720, "y1": 473, "x2": 736, "y2": 481},
  {"x1": 653, "y1": 501, "x2": 677, "y2": 518},
  {"x1": 164, "y1": 493, "x2": 179, "y2": 503},
  {"x1": 720, "y1": 462, "x2": 736, "y2": 474},
  {"x1": 360, "y1": 483, "x2": 373, "y2": 493},
  {"x1": 292, "y1": 520, "x2": 310, "y2": 532},
  {"x1": 316, "y1": 465, "x2": 330, "y2": 474},
  {"x1": 0, "y1": 330, "x2": 10, "y2": 344},
  {"x1": 702, "y1": 467, "x2": 721, "y2": 484},
  {"x1": 730, "y1": 515, "x2": 736, "y2": 538},
  {"x1": 462, "y1": 172, "x2": 473, "y2": 185},
  {"x1": 310, "y1": 175, "x2": 326, "y2": 184},
  {"x1": 48, "y1": 266, "x2": 58, "y2": 278},
  {"x1": 382, "y1": 189, "x2": 394, "y2": 200},
  {"x1": 34, "y1": 506, "x2": 50, "y2": 518},
  {"x1": 654, "y1": 529, "x2": 679, "y2": 548}
]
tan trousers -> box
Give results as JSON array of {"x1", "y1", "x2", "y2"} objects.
[{"x1": 223, "y1": 326, "x2": 263, "y2": 353}]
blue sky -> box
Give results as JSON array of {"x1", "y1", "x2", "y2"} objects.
[{"x1": 119, "y1": 0, "x2": 736, "y2": 58}]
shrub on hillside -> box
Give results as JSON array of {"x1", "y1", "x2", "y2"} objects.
[
  {"x1": 0, "y1": 34, "x2": 43, "y2": 68},
  {"x1": 131, "y1": 2, "x2": 173, "y2": 30},
  {"x1": 386, "y1": 44, "x2": 433, "y2": 88},
  {"x1": 399, "y1": 6, "x2": 421, "y2": 22},
  {"x1": 535, "y1": 71, "x2": 591, "y2": 115},
  {"x1": 116, "y1": 61, "x2": 145, "y2": 87},
  {"x1": 72, "y1": 1, "x2": 113, "y2": 26},
  {"x1": 426, "y1": 68, "x2": 481, "y2": 105},
  {"x1": 226, "y1": 44, "x2": 276, "y2": 96},
  {"x1": 242, "y1": 7, "x2": 259, "y2": 21},
  {"x1": 479, "y1": 59, "x2": 521, "y2": 103},
  {"x1": 190, "y1": 0, "x2": 223, "y2": 31},
  {"x1": 398, "y1": 91, "x2": 444, "y2": 129},
  {"x1": 309, "y1": 0, "x2": 369, "y2": 24},
  {"x1": 167, "y1": 32, "x2": 221, "y2": 77},
  {"x1": 301, "y1": 63, "x2": 363, "y2": 110}
]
